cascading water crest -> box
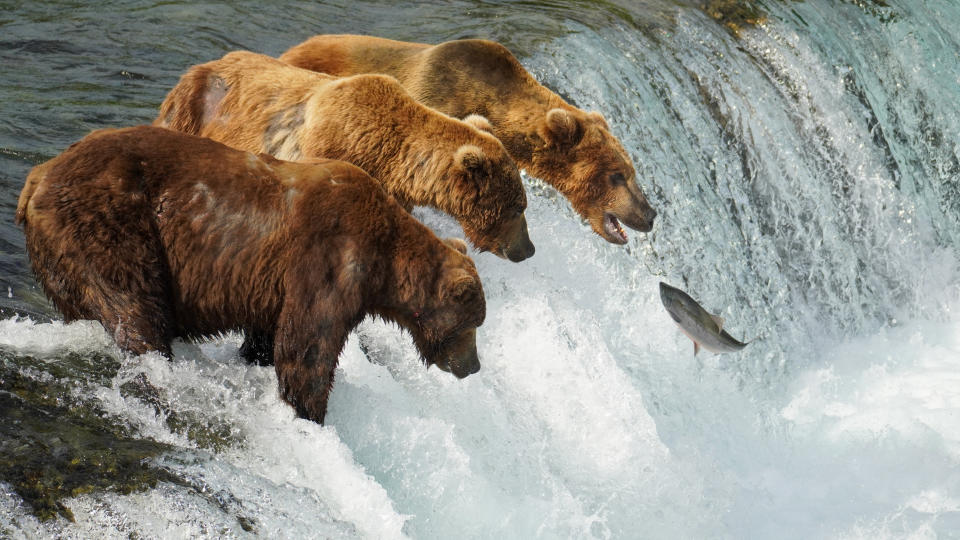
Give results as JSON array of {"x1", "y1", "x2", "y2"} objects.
[
  {"x1": 533, "y1": 1, "x2": 958, "y2": 364},
  {"x1": 2, "y1": 1, "x2": 960, "y2": 538}
]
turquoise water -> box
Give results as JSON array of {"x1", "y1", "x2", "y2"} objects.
[{"x1": 2, "y1": 1, "x2": 960, "y2": 538}]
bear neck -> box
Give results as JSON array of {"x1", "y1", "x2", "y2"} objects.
[
  {"x1": 482, "y1": 95, "x2": 577, "y2": 194},
  {"x1": 403, "y1": 50, "x2": 580, "y2": 198},
  {"x1": 392, "y1": 125, "x2": 476, "y2": 222},
  {"x1": 380, "y1": 215, "x2": 442, "y2": 315}
]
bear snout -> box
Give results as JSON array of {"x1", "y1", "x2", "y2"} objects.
[
  {"x1": 449, "y1": 350, "x2": 481, "y2": 379},
  {"x1": 498, "y1": 214, "x2": 535, "y2": 262},
  {"x1": 620, "y1": 204, "x2": 657, "y2": 233},
  {"x1": 609, "y1": 185, "x2": 657, "y2": 234},
  {"x1": 504, "y1": 236, "x2": 535, "y2": 262},
  {"x1": 434, "y1": 327, "x2": 481, "y2": 378}
]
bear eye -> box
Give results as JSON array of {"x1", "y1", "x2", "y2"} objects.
[{"x1": 609, "y1": 172, "x2": 626, "y2": 186}]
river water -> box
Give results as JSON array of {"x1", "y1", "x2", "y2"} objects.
[{"x1": 1, "y1": 1, "x2": 959, "y2": 538}]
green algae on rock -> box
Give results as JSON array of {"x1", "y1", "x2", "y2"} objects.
[
  {"x1": 0, "y1": 346, "x2": 255, "y2": 528},
  {"x1": 701, "y1": 0, "x2": 767, "y2": 36},
  {"x1": 118, "y1": 371, "x2": 241, "y2": 453},
  {"x1": 0, "y1": 347, "x2": 176, "y2": 521},
  {"x1": 698, "y1": 0, "x2": 895, "y2": 37}
]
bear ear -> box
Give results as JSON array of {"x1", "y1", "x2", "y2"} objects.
[
  {"x1": 463, "y1": 114, "x2": 494, "y2": 134},
  {"x1": 443, "y1": 237, "x2": 469, "y2": 255},
  {"x1": 586, "y1": 111, "x2": 610, "y2": 130},
  {"x1": 543, "y1": 108, "x2": 583, "y2": 147},
  {"x1": 456, "y1": 144, "x2": 488, "y2": 173},
  {"x1": 444, "y1": 268, "x2": 476, "y2": 300}
]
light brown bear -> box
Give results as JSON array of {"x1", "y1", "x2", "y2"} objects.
[
  {"x1": 156, "y1": 51, "x2": 534, "y2": 262},
  {"x1": 280, "y1": 35, "x2": 657, "y2": 245},
  {"x1": 16, "y1": 126, "x2": 486, "y2": 424}
]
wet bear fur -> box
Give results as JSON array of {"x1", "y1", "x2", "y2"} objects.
[
  {"x1": 16, "y1": 126, "x2": 486, "y2": 424},
  {"x1": 156, "y1": 51, "x2": 534, "y2": 262},
  {"x1": 280, "y1": 35, "x2": 657, "y2": 244}
]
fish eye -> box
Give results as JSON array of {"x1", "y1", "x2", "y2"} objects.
[{"x1": 609, "y1": 172, "x2": 625, "y2": 186}]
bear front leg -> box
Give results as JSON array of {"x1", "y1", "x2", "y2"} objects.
[
  {"x1": 273, "y1": 321, "x2": 350, "y2": 424},
  {"x1": 239, "y1": 330, "x2": 274, "y2": 366}
]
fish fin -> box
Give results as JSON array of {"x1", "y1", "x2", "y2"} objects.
[
  {"x1": 711, "y1": 314, "x2": 725, "y2": 331},
  {"x1": 694, "y1": 341, "x2": 700, "y2": 356}
]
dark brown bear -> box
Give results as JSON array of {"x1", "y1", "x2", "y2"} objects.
[
  {"x1": 280, "y1": 35, "x2": 657, "y2": 245},
  {"x1": 16, "y1": 126, "x2": 485, "y2": 424}
]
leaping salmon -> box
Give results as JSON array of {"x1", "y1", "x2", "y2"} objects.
[{"x1": 659, "y1": 282, "x2": 748, "y2": 355}]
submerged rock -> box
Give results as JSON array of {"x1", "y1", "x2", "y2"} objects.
[
  {"x1": 701, "y1": 0, "x2": 767, "y2": 36},
  {"x1": 0, "y1": 346, "x2": 255, "y2": 530},
  {"x1": 118, "y1": 372, "x2": 241, "y2": 453},
  {"x1": 698, "y1": 0, "x2": 895, "y2": 37},
  {"x1": 0, "y1": 347, "x2": 175, "y2": 521}
]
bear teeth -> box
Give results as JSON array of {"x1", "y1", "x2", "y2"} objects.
[{"x1": 604, "y1": 213, "x2": 628, "y2": 243}]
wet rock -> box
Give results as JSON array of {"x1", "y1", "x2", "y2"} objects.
[
  {"x1": 701, "y1": 0, "x2": 767, "y2": 37},
  {"x1": 0, "y1": 348, "x2": 172, "y2": 521}
]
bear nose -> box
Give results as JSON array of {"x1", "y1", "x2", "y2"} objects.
[
  {"x1": 448, "y1": 346, "x2": 481, "y2": 378},
  {"x1": 618, "y1": 204, "x2": 656, "y2": 233},
  {"x1": 465, "y1": 360, "x2": 480, "y2": 376},
  {"x1": 454, "y1": 358, "x2": 480, "y2": 378},
  {"x1": 505, "y1": 239, "x2": 535, "y2": 262}
]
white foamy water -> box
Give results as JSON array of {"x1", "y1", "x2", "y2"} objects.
[{"x1": 3, "y1": 197, "x2": 959, "y2": 538}]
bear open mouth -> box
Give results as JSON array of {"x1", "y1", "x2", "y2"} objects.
[{"x1": 603, "y1": 213, "x2": 628, "y2": 244}]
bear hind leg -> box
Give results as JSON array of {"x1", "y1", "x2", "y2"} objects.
[
  {"x1": 102, "y1": 294, "x2": 175, "y2": 357},
  {"x1": 26, "y1": 222, "x2": 176, "y2": 357},
  {"x1": 75, "y1": 249, "x2": 175, "y2": 357}
]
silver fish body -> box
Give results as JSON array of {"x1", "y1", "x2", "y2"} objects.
[{"x1": 659, "y1": 282, "x2": 748, "y2": 355}]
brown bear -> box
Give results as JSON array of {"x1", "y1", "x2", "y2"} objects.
[
  {"x1": 155, "y1": 51, "x2": 534, "y2": 262},
  {"x1": 16, "y1": 126, "x2": 486, "y2": 424},
  {"x1": 280, "y1": 35, "x2": 658, "y2": 245}
]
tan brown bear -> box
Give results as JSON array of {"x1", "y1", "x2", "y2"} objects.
[
  {"x1": 155, "y1": 51, "x2": 534, "y2": 262},
  {"x1": 17, "y1": 126, "x2": 486, "y2": 424},
  {"x1": 280, "y1": 35, "x2": 657, "y2": 245}
]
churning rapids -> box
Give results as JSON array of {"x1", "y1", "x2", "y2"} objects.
[{"x1": 2, "y1": 1, "x2": 959, "y2": 538}]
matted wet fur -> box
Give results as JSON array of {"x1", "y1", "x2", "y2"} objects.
[
  {"x1": 280, "y1": 35, "x2": 657, "y2": 245},
  {"x1": 156, "y1": 51, "x2": 534, "y2": 262},
  {"x1": 17, "y1": 126, "x2": 486, "y2": 424}
]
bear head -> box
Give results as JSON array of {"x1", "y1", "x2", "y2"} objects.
[
  {"x1": 535, "y1": 108, "x2": 657, "y2": 244},
  {"x1": 450, "y1": 119, "x2": 535, "y2": 263},
  {"x1": 394, "y1": 237, "x2": 486, "y2": 378}
]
